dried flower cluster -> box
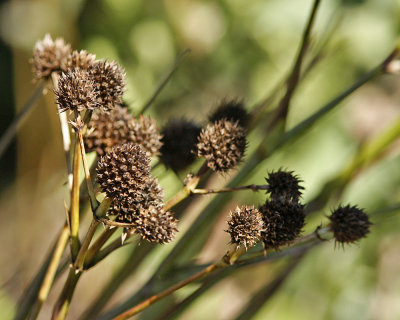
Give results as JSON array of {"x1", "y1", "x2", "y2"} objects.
[
  {"x1": 66, "y1": 50, "x2": 97, "y2": 71},
  {"x1": 265, "y1": 169, "x2": 304, "y2": 201},
  {"x1": 97, "y1": 143, "x2": 177, "y2": 243},
  {"x1": 55, "y1": 69, "x2": 99, "y2": 113},
  {"x1": 197, "y1": 119, "x2": 247, "y2": 172},
  {"x1": 209, "y1": 99, "x2": 249, "y2": 128},
  {"x1": 32, "y1": 34, "x2": 71, "y2": 79},
  {"x1": 328, "y1": 205, "x2": 371, "y2": 244},
  {"x1": 226, "y1": 206, "x2": 264, "y2": 249},
  {"x1": 85, "y1": 105, "x2": 162, "y2": 156},
  {"x1": 160, "y1": 119, "x2": 202, "y2": 172}
]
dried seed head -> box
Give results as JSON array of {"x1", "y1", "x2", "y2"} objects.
[
  {"x1": 197, "y1": 120, "x2": 247, "y2": 173},
  {"x1": 226, "y1": 206, "x2": 264, "y2": 249},
  {"x1": 259, "y1": 199, "x2": 305, "y2": 249},
  {"x1": 96, "y1": 143, "x2": 151, "y2": 206},
  {"x1": 110, "y1": 177, "x2": 165, "y2": 222},
  {"x1": 85, "y1": 106, "x2": 162, "y2": 156},
  {"x1": 90, "y1": 60, "x2": 125, "y2": 111},
  {"x1": 328, "y1": 205, "x2": 371, "y2": 244},
  {"x1": 160, "y1": 119, "x2": 202, "y2": 172},
  {"x1": 129, "y1": 206, "x2": 178, "y2": 244},
  {"x1": 265, "y1": 169, "x2": 304, "y2": 201},
  {"x1": 32, "y1": 34, "x2": 71, "y2": 79},
  {"x1": 66, "y1": 50, "x2": 97, "y2": 71},
  {"x1": 55, "y1": 69, "x2": 99, "y2": 113},
  {"x1": 209, "y1": 99, "x2": 249, "y2": 128},
  {"x1": 129, "y1": 115, "x2": 163, "y2": 157}
]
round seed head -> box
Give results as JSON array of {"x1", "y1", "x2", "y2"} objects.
[
  {"x1": 129, "y1": 206, "x2": 178, "y2": 244},
  {"x1": 160, "y1": 119, "x2": 202, "y2": 172},
  {"x1": 197, "y1": 120, "x2": 247, "y2": 173},
  {"x1": 328, "y1": 205, "x2": 371, "y2": 244},
  {"x1": 66, "y1": 50, "x2": 97, "y2": 71},
  {"x1": 265, "y1": 169, "x2": 304, "y2": 201},
  {"x1": 129, "y1": 115, "x2": 163, "y2": 157},
  {"x1": 226, "y1": 206, "x2": 264, "y2": 249},
  {"x1": 32, "y1": 34, "x2": 71, "y2": 79},
  {"x1": 110, "y1": 177, "x2": 165, "y2": 222},
  {"x1": 209, "y1": 99, "x2": 249, "y2": 128},
  {"x1": 259, "y1": 199, "x2": 305, "y2": 249},
  {"x1": 55, "y1": 69, "x2": 99, "y2": 113},
  {"x1": 96, "y1": 143, "x2": 151, "y2": 206},
  {"x1": 90, "y1": 60, "x2": 125, "y2": 111},
  {"x1": 85, "y1": 106, "x2": 162, "y2": 156}
]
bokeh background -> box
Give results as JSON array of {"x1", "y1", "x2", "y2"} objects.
[{"x1": 1, "y1": 0, "x2": 400, "y2": 319}]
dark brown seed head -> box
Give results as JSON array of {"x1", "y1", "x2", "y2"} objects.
[
  {"x1": 209, "y1": 99, "x2": 249, "y2": 128},
  {"x1": 197, "y1": 120, "x2": 247, "y2": 173},
  {"x1": 129, "y1": 206, "x2": 178, "y2": 244},
  {"x1": 265, "y1": 169, "x2": 304, "y2": 201},
  {"x1": 111, "y1": 177, "x2": 165, "y2": 222},
  {"x1": 96, "y1": 143, "x2": 151, "y2": 206},
  {"x1": 66, "y1": 50, "x2": 97, "y2": 71},
  {"x1": 90, "y1": 60, "x2": 125, "y2": 111},
  {"x1": 85, "y1": 106, "x2": 162, "y2": 156},
  {"x1": 226, "y1": 206, "x2": 264, "y2": 249},
  {"x1": 55, "y1": 69, "x2": 99, "y2": 113},
  {"x1": 328, "y1": 205, "x2": 372, "y2": 244},
  {"x1": 259, "y1": 199, "x2": 305, "y2": 250},
  {"x1": 160, "y1": 119, "x2": 202, "y2": 172},
  {"x1": 32, "y1": 34, "x2": 71, "y2": 79}
]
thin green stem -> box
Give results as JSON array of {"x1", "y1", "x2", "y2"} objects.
[
  {"x1": 0, "y1": 81, "x2": 45, "y2": 158},
  {"x1": 84, "y1": 227, "x2": 118, "y2": 269},
  {"x1": 138, "y1": 49, "x2": 190, "y2": 115},
  {"x1": 70, "y1": 137, "x2": 81, "y2": 260}
]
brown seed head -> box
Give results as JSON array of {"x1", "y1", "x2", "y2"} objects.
[
  {"x1": 96, "y1": 143, "x2": 151, "y2": 206},
  {"x1": 265, "y1": 169, "x2": 304, "y2": 201},
  {"x1": 129, "y1": 206, "x2": 178, "y2": 244},
  {"x1": 160, "y1": 119, "x2": 202, "y2": 172},
  {"x1": 259, "y1": 199, "x2": 305, "y2": 249},
  {"x1": 197, "y1": 120, "x2": 247, "y2": 172},
  {"x1": 66, "y1": 50, "x2": 97, "y2": 71},
  {"x1": 209, "y1": 99, "x2": 249, "y2": 128},
  {"x1": 329, "y1": 205, "x2": 371, "y2": 244},
  {"x1": 32, "y1": 34, "x2": 71, "y2": 79},
  {"x1": 110, "y1": 177, "x2": 165, "y2": 222},
  {"x1": 90, "y1": 60, "x2": 125, "y2": 111},
  {"x1": 55, "y1": 69, "x2": 99, "y2": 113},
  {"x1": 226, "y1": 205, "x2": 264, "y2": 249},
  {"x1": 85, "y1": 106, "x2": 162, "y2": 156}
]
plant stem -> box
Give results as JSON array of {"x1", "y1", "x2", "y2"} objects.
[
  {"x1": 0, "y1": 80, "x2": 45, "y2": 158},
  {"x1": 51, "y1": 268, "x2": 81, "y2": 320},
  {"x1": 70, "y1": 137, "x2": 81, "y2": 260},
  {"x1": 83, "y1": 227, "x2": 118, "y2": 269},
  {"x1": 28, "y1": 225, "x2": 69, "y2": 320},
  {"x1": 138, "y1": 49, "x2": 190, "y2": 115}
]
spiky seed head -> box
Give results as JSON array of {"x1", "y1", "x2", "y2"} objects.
[
  {"x1": 129, "y1": 115, "x2": 163, "y2": 157},
  {"x1": 55, "y1": 69, "x2": 99, "y2": 113},
  {"x1": 129, "y1": 206, "x2": 178, "y2": 244},
  {"x1": 96, "y1": 143, "x2": 151, "y2": 206},
  {"x1": 226, "y1": 206, "x2": 264, "y2": 249},
  {"x1": 85, "y1": 106, "x2": 162, "y2": 156},
  {"x1": 209, "y1": 99, "x2": 249, "y2": 128},
  {"x1": 66, "y1": 50, "x2": 97, "y2": 71},
  {"x1": 90, "y1": 60, "x2": 125, "y2": 111},
  {"x1": 160, "y1": 119, "x2": 202, "y2": 172},
  {"x1": 32, "y1": 34, "x2": 72, "y2": 79},
  {"x1": 328, "y1": 205, "x2": 372, "y2": 244},
  {"x1": 110, "y1": 177, "x2": 165, "y2": 222},
  {"x1": 265, "y1": 169, "x2": 304, "y2": 201},
  {"x1": 259, "y1": 199, "x2": 305, "y2": 249},
  {"x1": 197, "y1": 120, "x2": 247, "y2": 173}
]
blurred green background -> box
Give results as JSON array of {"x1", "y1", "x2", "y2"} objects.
[{"x1": 1, "y1": 0, "x2": 400, "y2": 319}]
